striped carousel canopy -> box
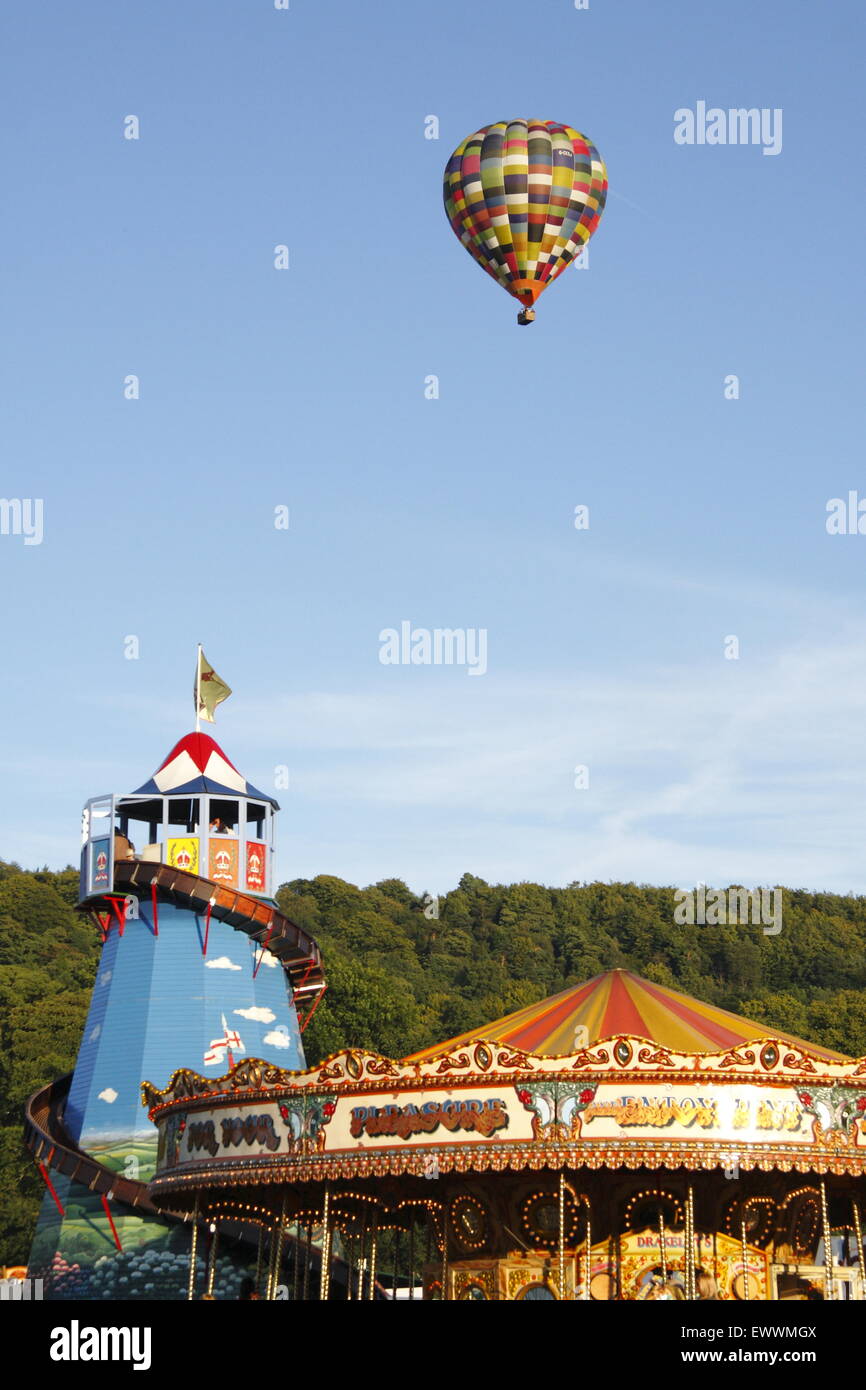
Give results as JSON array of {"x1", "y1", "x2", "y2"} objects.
[{"x1": 408, "y1": 968, "x2": 847, "y2": 1062}]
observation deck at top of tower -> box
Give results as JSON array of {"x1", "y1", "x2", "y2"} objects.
[{"x1": 77, "y1": 731, "x2": 324, "y2": 1004}]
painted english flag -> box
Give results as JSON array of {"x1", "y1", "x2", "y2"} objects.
[{"x1": 203, "y1": 1014, "x2": 245, "y2": 1067}]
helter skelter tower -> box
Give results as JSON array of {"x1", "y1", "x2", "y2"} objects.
[{"x1": 25, "y1": 715, "x2": 325, "y2": 1300}]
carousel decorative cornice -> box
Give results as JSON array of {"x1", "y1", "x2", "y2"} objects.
[
  {"x1": 141, "y1": 1035, "x2": 866, "y2": 1116},
  {"x1": 145, "y1": 1138, "x2": 866, "y2": 1192}
]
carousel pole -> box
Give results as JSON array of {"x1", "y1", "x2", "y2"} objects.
[
  {"x1": 368, "y1": 1213, "x2": 379, "y2": 1301},
  {"x1": 187, "y1": 1194, "x2": 200, "y2": 1302},
  {"x1": 440, "y1": 1214, "x2": 448, "y2": 1301},
  {"x1": 740, "y1": 1215, "x2": 750, "y2": 1301},
  {"x1": 270, "y1": 1195, "x2": 287, "y2": 1299},
  {"x1": 558, "y1": 1171, "x2": 567, "y2": 1300},
  {"x1": 852, "y1": 1199, "x2": 864, "y2": 1300},
  {"x1": 265, "y1": 1218, "x2": 277, "y2": 1300},
  {"x1": 425, "y1": 1205, "x2": 433, "y2": 1295},
  {"x1": 408, "y1": 1211, "x2": 416, "y2": 1301},
  {"x1": 658, "y1": 1209, "x2": 667, "y2": 1284},
  {"x1": 683, "y1": 1193, "x2": 689, "y2": 1297},
  {"x1": 392, "y1": 1224, "x2": 401, "y2": 1302},
  {"x1": 292, "y1": 1223, "x2": 302, "y2": 1302},
  {"x1": 583, "y1": 1199, "x2": 591, "y2": 1301},
  {"x1": 254, "y1": 1221, "x2": 265, "y2": 1298},
  {"x1": 206, "y1": 1219, "x2": 219, "y2": 1298},
  {"x1": 303, "y1": 1223, "x2": 312, "y2": 1301},
  {"x1": 357, "y1": 1212, "x2": 368, "y2": 1301},
  {"x1": 347, "y1": 1234, "x2": 354, "y2": 1301},
  {"x1": 319, "y1": 1185, "x2": 332, "y2": 1301},
  {"x1": 685, "y1": 1186, "x2": 695, "y2": 1300},
  {"x1": 696, "y1": 1212, "x2": 702, "y2": 1293},
  {"x1": 318, "y1": 1184, "x2": 332, "y2": 1301},
  {"x1": 820, "y1": 1179, "x2": 835, "y2": 1301},
  {"x1": 265, "y1": 1212, "x2": 278, "y2": 1300}
]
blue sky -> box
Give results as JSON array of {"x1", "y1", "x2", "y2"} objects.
[{"x1": 2, "y1": 0, "x2": 865, "y2": 895}]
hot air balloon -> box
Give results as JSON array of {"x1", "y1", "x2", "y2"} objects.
[{"x1": 443, "y1": 118, "x2": 607, "y2": 324}]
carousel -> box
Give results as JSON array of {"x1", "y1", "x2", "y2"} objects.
[{"x1": 141, "y1": 969, "x2": 866, "y2": 1300}]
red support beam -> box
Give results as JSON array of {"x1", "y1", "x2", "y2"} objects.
[
  {"x1": 299, "y1": 983, "x2": 327, "y2": 1035},
  {"x1": 293, "y1": 959, "x2": 315, "y2": 995},
  {"x1": 252, "y1": 921, "x2": 275, "y2": 979},
  {"x1": 107, "y1": 896, "x2": 128, "y2": 937},
  {"x1": 101, "y1": 1194, "x2": 123, "y2": 1252},
  {"x1": 150, "y1": 881, "x2": 159, "y2": 937},
  {"x1": 202, "y1": 901, "x2": 213, "y2": 958},
  {"x1": 37, "y1": 1161, "x2": 65, "y2": 1217}
]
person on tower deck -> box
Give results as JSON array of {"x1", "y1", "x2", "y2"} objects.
[{"x1": 113, "y1": 829, "x2": 135, "y2": 860}]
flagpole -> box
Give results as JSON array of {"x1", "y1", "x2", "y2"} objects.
[{"x1": 195, "y1": 643, "x2": 202, "y2": 733}]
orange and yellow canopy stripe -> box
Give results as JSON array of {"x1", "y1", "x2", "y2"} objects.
[{"x1": 407, "y1": 969, "x2": 847, "y2": 1062}]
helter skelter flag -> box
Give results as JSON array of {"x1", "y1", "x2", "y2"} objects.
[{"x1": 195, "y1": 649, "x2": 232, "y2": 724}]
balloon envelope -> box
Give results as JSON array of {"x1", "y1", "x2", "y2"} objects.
[{"x1": 443, "y1": 118, "x2": 607, "y2": 310}]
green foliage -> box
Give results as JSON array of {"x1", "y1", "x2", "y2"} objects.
[
  {"x1": 4, "y1": 860, "x2": 866, "y2": 1268},
  {"x1": 0, "y1": 1126, "x2": 43, "y2": 1265},
  {"x1": 277, "y1": 875, "x2": 866, "y2": 1066},
  {"x1": 0, "y1": 863, "x2": 98, "y2": 1264}
]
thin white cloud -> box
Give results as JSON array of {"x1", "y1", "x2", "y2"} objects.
[
  {"x1": 250, "y1": 628, "x2": 866, "y2": 894},
  {"x1": 7, "y1": 607, "x2": 866, "y2": 899},
  {"x1": 235, "y1": 1006, "x2": 275, "y2": 1023},
  {"x1": 98, "y1": 1088, "x2": 118, "y2": 1104},
  {"x1": 263, "y1": 1027, "x2": 291, "y2": 1049},
  {"x1": 206, "y1": 956, "x2": 242, "y2": 971}
]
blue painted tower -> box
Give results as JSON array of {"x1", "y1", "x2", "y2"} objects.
[{"x1": 26, "y1": 731, "x2": 324, "y2": 1299}]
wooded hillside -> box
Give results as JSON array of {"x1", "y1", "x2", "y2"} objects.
[{"x1": 3, "y1": 860, "x2": 866, "y2": 1262}]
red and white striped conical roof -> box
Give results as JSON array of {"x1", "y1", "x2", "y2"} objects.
[{"x1": 132, "y1": 732, "x2": 276, "y2": 806}]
